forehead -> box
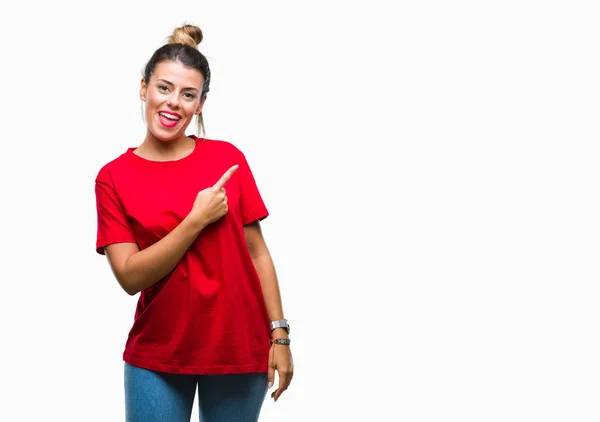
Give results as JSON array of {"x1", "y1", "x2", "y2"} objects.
[{"x1": 152, "y1": 60, "x2": 204, "y2": 87}]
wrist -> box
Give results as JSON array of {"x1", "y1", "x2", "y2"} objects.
[
  {"x1": 184, "y1": 214, "x2": 207, "y2": 234},
  {"x1": 271, "y1": 328, "x2": 289, "y2": 339},
  {"x1": 270, "y1": 338, "x2": 291, "y2": 346},
  {"x1": 269, "y1": 319, "x2": 290, "y2": 335}
]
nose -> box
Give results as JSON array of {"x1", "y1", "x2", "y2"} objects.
[{"x1": 167, "y1": 91, "x2": 180, "y2": 108}]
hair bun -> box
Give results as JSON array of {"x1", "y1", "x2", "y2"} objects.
[{"x1": 168, "y1": 24, "x2": 203, "y2": 49}]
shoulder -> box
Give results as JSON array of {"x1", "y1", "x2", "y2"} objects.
[
  {"x1": 201, "y1": 137, "x2": 242, "y2": 153},
  {"x1": 95, "y1": 151, "x2": 130, "y2": 184},
  {"x1": 199, "y1": 137, "x2": 247, "y2": 160}
]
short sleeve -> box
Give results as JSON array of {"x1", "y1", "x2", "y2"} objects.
[
  {"x1": 95, "y1": 166, "x2": 137, "y2": 255},
  {"x1": 237, "y1": 150, "x2": 269, "y2": 225}
]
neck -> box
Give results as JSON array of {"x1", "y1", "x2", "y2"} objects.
[{"x1": 136, "y1": 132, "x2": 195, "y2": 161}]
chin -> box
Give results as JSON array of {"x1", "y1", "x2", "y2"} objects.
[
  {"x1": 152, "y1": 131, "x2": 182, "y2": 142},
  {"x1": 147, "y1": 116, "x2": 191, "y2": 142}
]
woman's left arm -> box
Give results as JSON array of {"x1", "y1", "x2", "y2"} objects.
[{"x1": 244, "y1": 220, "x2": 294, "y2": 402}]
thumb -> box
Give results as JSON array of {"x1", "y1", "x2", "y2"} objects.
[{"x1": 267, "y1": 344, "x2": 275, "y2": 389}]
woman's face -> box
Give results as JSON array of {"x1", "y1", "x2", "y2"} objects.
[{"x1": 140, "y1": 60, "x2": 206, "y2": 141}]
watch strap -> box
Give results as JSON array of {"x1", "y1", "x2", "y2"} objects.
[{"x1": 270, "y1": 338, "x2": 291, "y2": 346}]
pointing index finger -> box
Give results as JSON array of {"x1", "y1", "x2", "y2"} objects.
[{"x1": 213, "y1": 165, "x2": 239, "y2": 190}]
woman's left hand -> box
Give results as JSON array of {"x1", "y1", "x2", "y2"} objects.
[{"x1": 268, "y1": 342, "x2": 294, "y2": 402}]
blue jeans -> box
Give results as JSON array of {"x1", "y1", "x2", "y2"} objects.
[{"x1": 124, "y1": 362, "x2": 269, "y2": 422}]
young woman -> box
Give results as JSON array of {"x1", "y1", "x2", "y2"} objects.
[{"x1": 94, "y1": 24, "x2": 293, "y2": 421}]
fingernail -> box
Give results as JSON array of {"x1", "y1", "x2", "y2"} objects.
[{"x1": 268, "y1": 382, "x2": 273, "y2": 388}]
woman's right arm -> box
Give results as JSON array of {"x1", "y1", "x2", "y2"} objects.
[
  {"x1": 104, "y1": 164, "x2": 239, "y2": 296},
  {"x1": 105, "y1": 216, "x2": 206, "y2": 295}
]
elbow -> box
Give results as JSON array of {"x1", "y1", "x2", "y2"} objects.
[
  {"x1": 105, "y1": 246, "x2": 142, "y2": 296},
  {"x1": 250, "y1": 250, "x2": 271, "y2": 263},
  {"x1": 247, "y1": 243, "x2": 270, "y2": 261},
  {"x1": 123, "y1": 277, "x2": 142, "y2": 296},
  {"x1": 118, "y1": 279, "x2": 138, "y2": 296},
  {"x1": 113, "y1": 255, "x2": 158, "y2": 296},
  {"x1": 115, "y1": 273, "x2": 140, "y2": 296},
  {"x1": 118, "y1": 257, "x2": 142, "y2": 296},
  {"x1": 124, "y1": 285, "x2": 139, "y2": 296}
]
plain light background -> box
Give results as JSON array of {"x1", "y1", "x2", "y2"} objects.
[{"x1": 1, "y1": 1, "x2": 599, "y2": 421}]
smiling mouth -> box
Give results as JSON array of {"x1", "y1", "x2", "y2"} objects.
[
  {"x1": 159, "y1": 111, "x2": 181, "y2": 121},
  {"x1": 158, "y1": 112, "x2": 181, "y2": 127}
]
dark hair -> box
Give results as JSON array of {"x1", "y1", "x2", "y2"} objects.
[{"x1": 143, "y1": 25, "x2": 211, "y2": 136}]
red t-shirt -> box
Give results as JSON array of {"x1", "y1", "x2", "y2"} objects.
[{"x1": 95, "y1": 136, "x2": 271, "y2": 374}]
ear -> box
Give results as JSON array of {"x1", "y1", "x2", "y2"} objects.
[
  {"x1": 140, "y1": 77, "x2": 147, "y2": 102},
  {"x1": 195, "y1": 95, "x2": 207, "y2": 115}
]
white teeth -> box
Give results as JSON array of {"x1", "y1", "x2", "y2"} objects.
[{"x1": 159, "y1": 112, "x2": 181, "y2": 120}]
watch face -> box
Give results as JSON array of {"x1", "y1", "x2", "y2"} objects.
[{"x1": 271, "y1": 320, "x2": 290, "y2": 333}]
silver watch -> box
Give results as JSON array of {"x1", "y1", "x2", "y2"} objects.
[{"x1": 270, "y1": 319, "x2": 290, "y2": 334}]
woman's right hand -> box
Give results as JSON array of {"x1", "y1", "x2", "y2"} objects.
[{"x1": 189, "y1": 164, "x2": 239, "y2": 227}]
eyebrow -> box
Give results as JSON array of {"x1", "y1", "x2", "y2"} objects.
[{"x1": 157, "y1": 79, "x2": 200, "y2": 92}]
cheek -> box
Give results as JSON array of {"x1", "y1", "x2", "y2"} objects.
[
  {"x1": 146, "y1": 91, "x2": 162, "y2": 106},
  {"x1": 185, "y1": 103, "x2": 200, "y2": 117}
]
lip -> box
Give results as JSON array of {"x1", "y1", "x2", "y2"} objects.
[
  {"x1": 157, "y1": 112, "x2": 181, "y2": 128},
  {"x1": 159, "y1": 110, "x2": 182, "y2": 119}
]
